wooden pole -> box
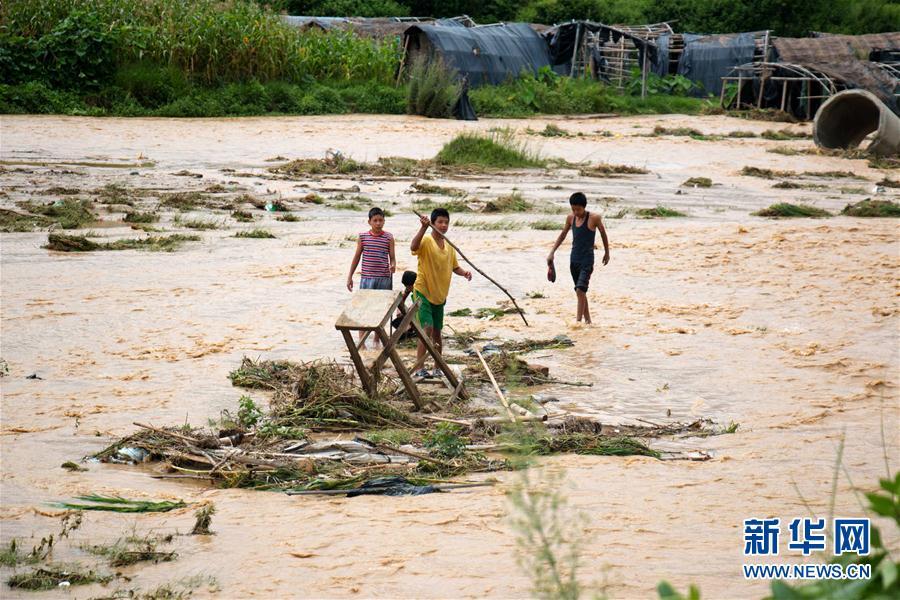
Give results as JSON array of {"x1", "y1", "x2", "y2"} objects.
[
  {"x1": 641, "y1": 43, "x2": 649, "y2": 99},
  {"x1": 473, "y1": 347, "x2": 516, "y2": 422},
  {"x1": 412, "y1": 210, "x2": 528, "y2": 326}
]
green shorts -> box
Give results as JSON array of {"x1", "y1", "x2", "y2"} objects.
[{"x1": 415, "y1": 291, "x2": 445, "y2": 331}]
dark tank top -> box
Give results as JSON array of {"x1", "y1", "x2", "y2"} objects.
[{"x1": 571, "y1": 212, "x2": 595, "y2": 265}]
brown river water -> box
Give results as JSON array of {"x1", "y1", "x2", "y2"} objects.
[{"x1": 1, "y1": 114, "x2": 898, "y2": 599}]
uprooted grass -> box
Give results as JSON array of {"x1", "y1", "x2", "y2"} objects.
[
  {"x1": 454, "y1": 219, "x2": 525, "y2": 231},
  {"x1": 270, "y1": 151, "x2": 424, "y2": 178},
  {"x1": 579, "y1": 162, "x2": 649, "y2": 177},
  {"x1": 0, "y1": 208, "x2": 53, "y2": 232},
  {"x1": 435, "y1": 131, "x2": 546, "y2": 170},
  {"x1": 841, "y1": 199, "x2": 900, "y2": 217},
  {"x1": 45, "y1": 233, "x2": 200, "y2": 252},
  {"x1": 483, "y1": 192, "x2": 532, "y2": 213},
  {"x1": 681, "y1": 177, "x2": 712, "y2": 188},
  {"x1": 7, "y1": 565, "x2": 111, "y2": 591},
  {"x1": 234, "y1": 229, "x2": 276, "y2": 239},
  {"x1": 229, "y1": 358, "x2": 414, "y2": 430},
  {"x1": 409, "y1": 182, "x2": 465, "y2": 196},
  {"x1": 530, "y1": 219, "x2": 561, "y2": 230},
  {"x1": 82, "y1": 533, "x2": 176, "y2": 567},
  {"x1": 753, "y1": 203, "x2": 832, "y2": 218},
  {"x1": 742, "y1": 166, "x2": 863, "y2": 180},
  {"x1": 123, "y1": 211, "x2": 159, "y2": 223},
  {"x1": 17, "y1": 199, "x2": 96, "y2": 229},
  {"x1": 635, "y1": 206, "x2": 687, "y2": 218}
]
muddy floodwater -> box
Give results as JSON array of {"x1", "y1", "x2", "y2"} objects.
[{"x1": 1, "y1": 113, "x2": 898, "y2": 599}]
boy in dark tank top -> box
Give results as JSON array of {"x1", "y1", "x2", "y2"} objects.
[{"x1": 546, "y1": 192, "x2": 609, "y2": 324}]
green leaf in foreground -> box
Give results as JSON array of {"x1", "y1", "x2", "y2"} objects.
[{"x1": 53, "y1": 494, "x2": 186, "y2": 513}]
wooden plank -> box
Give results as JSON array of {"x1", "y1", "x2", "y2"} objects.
[
  {"x1": 372, "y1": 298, "x2": 419, "y2": 374},
  {"x1": 374, "y1": 327, "x2": 423, "y2": 410},
  {"x1": 341, "y1": 329, "x2": 375, "y2": 396},
  {"x1": 335, "y1": 290, "x2": 403, "y2": 330},
  {"x1": 474, "y1": 346, "x2": 516, "y2": 422},
  {"x1": 409, "y1": 317, "x2": 468, "y2": 400}
]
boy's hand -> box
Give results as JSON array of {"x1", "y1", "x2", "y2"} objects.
[
  {"x1": 346, "y1": 277, "x2": 353, "y2": 292},
  {"x1": 602, "y1": 252, "x2": 610, "y2": 266},
  {"x1": 419, "y1": 214, "x2": 431, "y2": 229},
  {"x1": 463, "y1": 270, "x2": 472, "y2": 281}
]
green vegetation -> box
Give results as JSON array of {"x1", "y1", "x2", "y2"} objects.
[
  {"x1": 18, "y1": 199, "x2": 95, "y2": 229},
  {"x1": 423, "y1": 423, "x2": 466, "y2": 459},
  {"x1": 454, "y1": 219, "x2": 525, "y2": 231},
  {"x1": 276, "y1": 213, "x2": 302, "y2": 222},
  {"x1": 61, "y1": 461, "x2": 87, "y2": 472},
  {"x1": 83, "y1": 534, "x2": 176, "y2": 567},
  {"x1": 53, "y1": 494, "x2": 186, "y2": 513},
  {"x1": 177, "y1": 218, "x2": 221, "y2": 230},
  {"x1": 636, "y1": 206, "x2": 687, "y2": 218},
  {"x1": 841, "y1": 199, "x2": 900, "y2": 217},
  {"x1": 435, "y1": 131, "x2": 546, "y2": 169},
  {"x1": 580, "y1": 162, "x2": 649, "y2": 177},
  {"x1": 410, "y1": 182, "x2": 465, "y2": 196},
  {"x1": 123, "y1": 211, "x2": 159, "y2": 223},
  {"x1": 682, "y1": 177, "x2": 712, "y2": 188},
  {"x1": 234, "y1": 228, "x2": 276, "y2": 238},
  {"x1": 7, "y1": 565, "x2": 111, "y2": 591},
  {"x1": 484, "y1": 192, "x2": 532, "y2": 212},
  {"x1": 231, "y1": 210, "x2": 254, "y2": 222},
  {"x1": 530, "y1": 219, "x2": 561, "y2": 230},
  {"x1": 536, "y1": 123, "x2": 571, "y2": 137},
  {"x1": 190, "y1": 504, "x2": 216, "y2": 535},
  {"x1": 406, "y1": 56, "x2": 459, "y2": 119},
  {"x1": 0, "y1": 208, "x2": 52, "y2": 232},
  {"x1": 45, "y1": 233, "x2": 200, "y2": 252},
  {"x1": 753, "y1": 203, "x2": 832, "y2": 218}
]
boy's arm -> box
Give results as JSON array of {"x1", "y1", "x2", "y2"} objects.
[
  {"x1": 389, "y1": 235, "x2": 396, "y2": 272},
  {"x1": 594, "y1": 213, "x2": 610, "y2": 265},
  {"x1": 546, "y1": 215, "x2": 573, "y2": 264},
  {"x1": 347, "y1": 238, "x2": 363, "y2": 291},
  {"x1": 410, "y1": 214, "x2": 430, "y2": 252},
  {"x1": 453, "y1": 266, "x2": 472, "y2": 281}
]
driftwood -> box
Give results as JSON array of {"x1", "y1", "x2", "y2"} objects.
[
  {"x1": 413, "y1": 210, "x2": 529, "y2": 326},
  {"x1": 285, "y1": 482, "x2": 495, "y2": 496}
]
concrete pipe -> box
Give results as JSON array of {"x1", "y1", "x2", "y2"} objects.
[{"x1": 814, "y1": 89, "x2": 900, "y2": 156}]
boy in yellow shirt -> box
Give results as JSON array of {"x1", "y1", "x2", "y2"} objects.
[{"x1": 410, "y1": 208, "x2": 472, "y2": 377}]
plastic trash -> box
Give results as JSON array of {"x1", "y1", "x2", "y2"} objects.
[
  {"x1": 345, "y1": 476, "x2": 437, "y2": 497},
  {"x1": 116, "y1": 447, "x2": 149, "y2": 463}
]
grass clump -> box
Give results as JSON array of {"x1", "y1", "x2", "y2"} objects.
[
  {"x1": 61, "y1": 461, "x2": 87, "y2": 472},
  {"x1": 652, "y1": 125, "x2": 711, "y2": 139},
  {"x1": 435, "y1": 131, "x2": 546, "y2": 170},
  {"x1": 276, "y1": 213, "x2": 301, "y2": 222},
  {"x1": 536, "y1": 434, "x2": 660, "y2": 457},
  {"x1": 455, "y1": 219, "x2": 524, "y2": 231},
  {"x1": 740, "y1": 166, "x2": 794, "y2": 179},
  {"x1": 726, "y1": 130, "x2": 757, "y2": 138},
  {"x1": 231, "y1": 210, "x2": 253, "y2": 222},
  {"x1": 45, "y1": 233, "x2": 199, "y2": 252},
  {"x1": 83, "y1": 534, "x2": 176, "y2": 567},
  {"x1": 0, "y1": 208, "x2": 53, "y2": 232},
  {"x1": 682, "y1": 177, "x2": 712, "y2": 188},
  {"x1": 635, "y1": 206, "x2": 687, "y2": 218},
  {"x1": 190, "y1": 504, "x2": 216, "y2": 535},
  {"x1": 841, "y1": 199, "x2": 900, "y2": 217},
  {"x1": 536, "y1": 123, "x2": 570, "y2": 137},
  {"x1": 483, "y1": 192, "x2": 532, "y2": 213},
  {"x1": 423, "y1": 423, "x2": 466, "y2": 459},
  {"x1": 406, "y1": 56, "x2": 459, "y2": 119},
  {"x1": 410, "y1": 182, "x2": 465, "y2": 196},
  {"x1": 7, "y1": 565, "x2": 111, "y2": 591},
  {"x1": 772, "y1": 181, "x2": 825, "y2": 190},
  {"x1": 177, "y1": 218, "x2": 220, "y2": 230},
  {"x1": 753, "y1": 203, "x2": 831, "y2": 218},
  {"x1": 411, "y1": 197, "x2": 474, "y2": 214},
  {"x1": 234, "y1": 229, "x2": 275, "y2": 239},
  {"x1": 530, "y1": 219, "x2": 561, "y2": 230},
  {"x1": 19, "y1": 199, "x2": 95, "y2": 229},
  {"x1": 123, "y1": 211, "x2": 158, "y2": 223},
  {"x1": 160, "y1": 191, "x2": 205, "y2": 210},
  {"x1": 579, "y1": 162, "x2": 649, "y2": 177},
  {"x1": 761, "y1": 128, "x2": 810, "y2": 140}
]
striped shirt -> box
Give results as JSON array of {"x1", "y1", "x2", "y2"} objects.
[{"x1": 360, "y1": 230, "x2": 393, "y2": 278}]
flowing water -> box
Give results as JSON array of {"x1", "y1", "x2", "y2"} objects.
[{"x1": 1, "y1": 114, "x2": 898, "y2": 599}]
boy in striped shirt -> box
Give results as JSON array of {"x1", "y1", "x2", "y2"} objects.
[{"x1": 347, "y1": 207, "x2": 396, "y2": 347}]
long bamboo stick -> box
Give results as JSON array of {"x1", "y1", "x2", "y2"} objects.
[
  {"x1": 474, "y1": 347, "x2": 517, "y2": 422},
  {"x1": 412, "y1": 210, "x2": 528, "y2": 326}
]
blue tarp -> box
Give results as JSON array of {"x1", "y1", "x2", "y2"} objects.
[
  {"x1": 405, "y1": 23, "x2": 552, "y2": 86},
  {"x1": 677, "y1": 32, "x2": 757, "y2": 96}
]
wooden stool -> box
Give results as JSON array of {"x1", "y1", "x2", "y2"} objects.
[{"x1": 334, "y1": 289, "x2": 466, "y2": 410}]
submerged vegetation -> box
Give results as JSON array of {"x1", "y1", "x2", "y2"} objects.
[
  {"x1": 753, "y1": 203, "x2": 832, "y2": 218},
  {"x1": 45, "y1": 233, "x2": 200, "y2": 252},
  {"x1": 841, "y1": 199, "x2": 900, "y2": 217},
  {"x1": 435, "y1": 131, "x2": 546, "y2": 169}
]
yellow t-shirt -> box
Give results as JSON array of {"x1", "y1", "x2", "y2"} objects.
[{"x1": 412, "y1": 235, "x2": 459, "y2": 305}]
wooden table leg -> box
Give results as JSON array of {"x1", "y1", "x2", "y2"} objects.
[
  {"x1": 374, "y1": 327, "x2": 423, "y2": 410},
  {"x1": 409, "y1": 319, "x2": 468, "y2": 400},
  {"x1": 341, "y1": 328, "x2": 375, "y2": 397},
  {"x1": 372, "y1": 298, "x2": 419, "y2": 374}
]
